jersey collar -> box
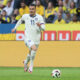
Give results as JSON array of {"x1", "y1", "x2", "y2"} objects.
[{"x1": 29, "y1": 14, "x2": 36, "y2": 18}]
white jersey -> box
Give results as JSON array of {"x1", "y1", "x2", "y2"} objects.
[{"x1": 14, "y1": 14, "x2": 45, "y2": 44}]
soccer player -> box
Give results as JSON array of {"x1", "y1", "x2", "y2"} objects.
[{"x1": 11, "y1": 4, "x2": 45, "y2": 73}]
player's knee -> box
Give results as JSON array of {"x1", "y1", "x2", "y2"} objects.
[
  {"x1": 31, "y1": 45, "x2": 37, "y2": 51},
  {"x1": 32, "y1": 47, "x2": 37, "y2": 51}
]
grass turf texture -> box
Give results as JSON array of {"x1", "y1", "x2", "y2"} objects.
[{"x1": 0, "y1": 67, "x2": 80, "y2": 80}]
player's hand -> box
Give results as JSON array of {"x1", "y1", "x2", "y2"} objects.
[
  {"x1": 11, "y1": 28, "x2": 16, "y2": 33},
  {"x1": 36, "y1": 23, "x2": 41, "y2": 27}
]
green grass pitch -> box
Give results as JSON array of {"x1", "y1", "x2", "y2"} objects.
[{"x1": 0, "y1": 67, "x2": 80, "y2": 80}]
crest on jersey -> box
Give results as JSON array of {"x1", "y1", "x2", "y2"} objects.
[
  {"x1": 28, "y1": 40, "x2": 31, "y2": 42},
  {"x1": 35, "y1": 18, "x2": 38, "y2": 21}
]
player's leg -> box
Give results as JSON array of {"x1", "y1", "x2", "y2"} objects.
[
  {"x1": 24, "y1": 50, "x2": 31, "y2": 64},
  {"x1": 23, "y1": 40, "x2": 32, "y2": 72},
  {"x1": 28, "y1": 44, "x2": 39, "y2": 73},
  {"x1": 23, "y1": 50, "x2": 31, "y2": 72},
  {"x1": 24, "y1": 41, "x2": 36, "y2": 65}
]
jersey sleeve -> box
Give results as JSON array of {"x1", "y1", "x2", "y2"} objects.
[
  {"x1": 39, "y1": 16, "x2": 45, "y2": 31},
  {"x1": 14, "y1": 15, "x2": 25, "y2": 29}
]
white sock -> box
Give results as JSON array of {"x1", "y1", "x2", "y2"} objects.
[
  {"x1": 25, "y1": 54, "x2": 30, "y2": 64},
  {"x1": 29, "y1": 50, "x2": 36, "y2": 71}
]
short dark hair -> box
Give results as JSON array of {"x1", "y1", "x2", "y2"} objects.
[{"x1": 29, "y1": 4, "x2": 36, "y2": 8}]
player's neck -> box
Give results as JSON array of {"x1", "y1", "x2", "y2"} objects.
[{"x1": 30, "y1": 14, "x2": 36, "y2": 17}]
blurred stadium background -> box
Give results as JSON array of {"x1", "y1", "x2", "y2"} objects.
[{"x1": 0, "y1": 0, "x2": 80, "y2": 80}]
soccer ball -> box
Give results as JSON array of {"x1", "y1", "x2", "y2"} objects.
[{"x1": 51, "y1": 69, "x2": 61, "y2": 78}]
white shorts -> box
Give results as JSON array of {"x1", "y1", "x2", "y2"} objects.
[
  {"x1": 25, "y1": 40, "x2": 35, "y2": 48},
  {"x1": 25, "y1": 39, "x2": 39, "y2": 48}
]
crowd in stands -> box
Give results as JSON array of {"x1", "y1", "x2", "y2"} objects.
[{"x1": 0, "y1": 0, "x2": 80, "y2": 24}]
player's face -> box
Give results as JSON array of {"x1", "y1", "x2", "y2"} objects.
[{"x1": 29, "y1": 6, "x2": 36, "y2": 16}]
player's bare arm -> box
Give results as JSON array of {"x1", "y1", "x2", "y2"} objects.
[{"x1": 11, "y1": 17, "x2": 23, "y2": 33}]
